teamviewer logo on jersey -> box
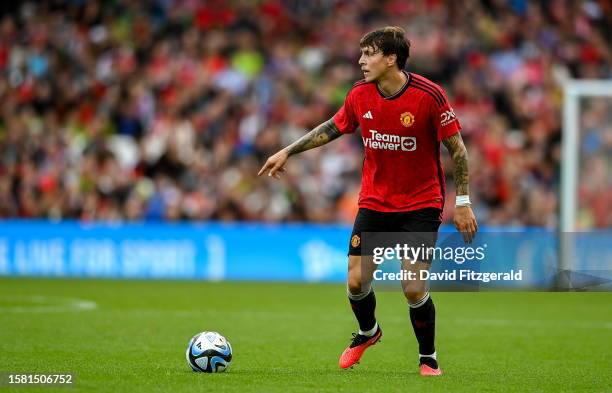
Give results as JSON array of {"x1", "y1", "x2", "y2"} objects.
[{"x1": 363, "y1": 130, "x2": 417, "y2": 152}]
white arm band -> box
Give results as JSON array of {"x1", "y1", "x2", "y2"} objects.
[{"x1": 455, "y1": 195, "x2": 471, "y2": 206}]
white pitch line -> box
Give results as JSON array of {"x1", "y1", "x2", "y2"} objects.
[{"x1": 0, "y1": 295, "x2": 98, "y2": 313}]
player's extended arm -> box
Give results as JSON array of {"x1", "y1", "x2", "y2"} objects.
[
  {"x1": 442, "y1": 133, "x2": 478, "y2": 243},
  {"x1": 257, "y1": 119, "x2": 342, "y2": 178}
]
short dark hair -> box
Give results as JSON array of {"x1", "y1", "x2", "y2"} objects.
[{"x1": 359, "y1": 26, "x2": 410, "y2": 69}]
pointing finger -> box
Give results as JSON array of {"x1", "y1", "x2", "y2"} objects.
[{"x1": 258, "y1": 161, "x2": 271, "y2": 176}]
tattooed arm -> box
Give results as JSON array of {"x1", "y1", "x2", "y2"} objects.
[
  {"x1": 442, "y1": 133, "x2": 478, "y2": 243},
  {"x1": 442, "y1": 133, "x2": 469, "y2": 196},
  {"x1": 285, "y1": 119, "x2": 342, "y2": 156},
  {"x1": 258, "y1": 119, "x2": 342, "y2": 178}
]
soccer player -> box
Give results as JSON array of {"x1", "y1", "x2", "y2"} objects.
[{"x1": 258, "y1": 26, "x2": 477, "y2": 376}]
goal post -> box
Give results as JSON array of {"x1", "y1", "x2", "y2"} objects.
[{"x1": 559, "y1": 79, "x2": 612, "y2": 288}]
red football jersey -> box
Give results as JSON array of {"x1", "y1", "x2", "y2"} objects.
[{"x1": 333, "y1": 71, "x2": 461, "y2": 213}]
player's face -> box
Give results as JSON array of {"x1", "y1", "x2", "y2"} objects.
[{"x1": 359, "y1": 46, "x2": 391, "y2": 82}]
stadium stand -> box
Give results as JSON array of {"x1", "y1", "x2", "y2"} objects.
[{"x1": 0, "y1": 0, "x2": 610, "y2": 227}]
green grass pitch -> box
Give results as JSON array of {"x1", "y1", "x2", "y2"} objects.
[{"x1": 0, "y1": 278, "x2": 610, "y2": 392}]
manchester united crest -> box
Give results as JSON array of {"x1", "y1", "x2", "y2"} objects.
[
  {"x1": 400, "y1": 112, "x2": 414, "y2": 127},
  {"x1": 351, "y1": 235, "x2": 361, "y2": 248}
]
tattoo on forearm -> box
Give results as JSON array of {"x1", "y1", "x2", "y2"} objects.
[
  {"x1": 442, "y1": 133, "x2": 469, "y2": 195},
  {"x1": 285, "y1": 119, "x2": 342, "y2": 156}
]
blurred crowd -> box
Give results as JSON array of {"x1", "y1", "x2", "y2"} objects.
[{"x1": 0, "y1": 0, "x2": 610, "y2": 228}]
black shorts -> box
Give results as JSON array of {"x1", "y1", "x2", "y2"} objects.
[{"x1": 348, "y1": 207, "x2": 442, "y2": 261}]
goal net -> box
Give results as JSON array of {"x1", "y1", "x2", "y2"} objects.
[{"x1": 559, "y1": 80, "x2": 612, "y2": 289}]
